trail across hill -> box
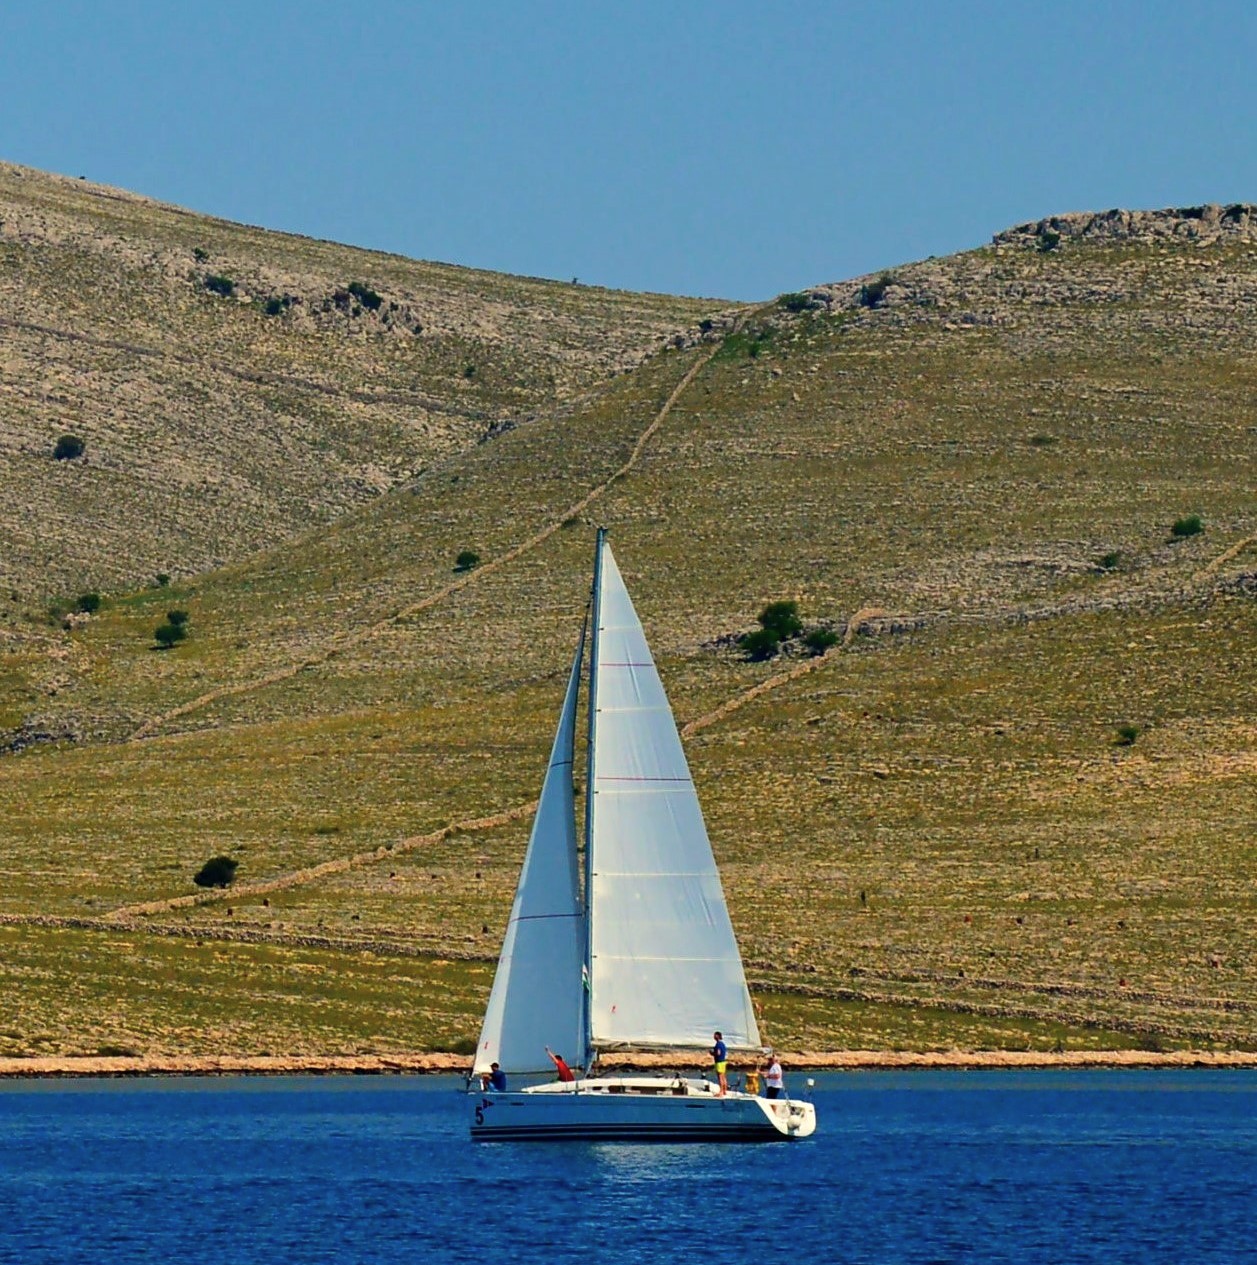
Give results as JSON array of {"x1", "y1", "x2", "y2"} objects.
[{"x1": 130, "y1": 320, "x2": 755, "y2": 743}]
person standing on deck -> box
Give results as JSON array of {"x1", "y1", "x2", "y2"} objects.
[
  {"x1": 711, "y1": 1031, "x2": 728, "y2": 1096},
  {"x1": 545, "y1": 1047, "x2": 576, "y2": 1083},
  {"x1": 761, "y1": 1051, "x2": 784, "y2": 1100}
]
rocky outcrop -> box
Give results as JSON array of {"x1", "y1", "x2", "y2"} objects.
[{"x1": 994, "y1": 204, "x2": 1257, "y2": 247}]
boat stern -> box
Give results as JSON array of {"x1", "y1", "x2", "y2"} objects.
[{"x1": 753, "y1": 1095, "x2": 817, "y2": 1138}]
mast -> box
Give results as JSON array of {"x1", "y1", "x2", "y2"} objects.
[{"x1": 581, "y1": 526, "x2": 606, "y2": 1072}]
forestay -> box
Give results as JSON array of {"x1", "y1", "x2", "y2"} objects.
[
  {"x1": 473, "y1": 626, "x2": 587, "y2": 1076},
  {"x1": 586, "y1": 543, "x2": 760, "y2": 1052}
]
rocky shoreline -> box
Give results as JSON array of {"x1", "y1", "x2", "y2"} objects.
[{"x1": 3, "y1": 1049, "x2": 1255, "y2": 1080}]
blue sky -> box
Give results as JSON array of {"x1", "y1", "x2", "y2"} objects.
[{"x1": 2, "y1": 1, "x2": 1254, "y2": 299}]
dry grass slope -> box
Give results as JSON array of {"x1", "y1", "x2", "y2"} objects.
[{"x1": 2, "y1": 186, "x2": 1254, "y2": 1061}]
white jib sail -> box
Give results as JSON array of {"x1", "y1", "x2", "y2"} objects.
[
  {"x1": 473, "y1": 626, "x2": 587, "y2": 1076},
  {"x1": 587, "y1": 542, "x2": 761, "y2": 1052}
]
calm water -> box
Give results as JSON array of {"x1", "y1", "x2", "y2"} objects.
[{"x1": 2, "y1": 1070, "x2": 1253, "y2": 1264}]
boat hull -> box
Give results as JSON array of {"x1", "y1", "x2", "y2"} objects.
[{"x1": 469, "y1": 1076, "x2": 816, "y2": 1142}]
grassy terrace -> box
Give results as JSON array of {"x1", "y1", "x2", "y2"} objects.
[{"x1": 2, "y1": 195, "x2": 1255, "y2": 1058}]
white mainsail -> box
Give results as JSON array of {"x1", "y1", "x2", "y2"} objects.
[
  {"x1": 473, "y1": 625, "x2": 587, "y2": 1076},
  {"x1": 585, "y1": 540, "x2": 761, "y2": 1053}
]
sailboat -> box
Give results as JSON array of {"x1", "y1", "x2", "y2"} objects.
[{"x1": 469, "y1": 530, "x2": 817, "y2": 1141}]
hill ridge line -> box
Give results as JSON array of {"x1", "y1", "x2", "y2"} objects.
[{"x1": 128, "y1": 310, "x2": 762, "y2": 743}]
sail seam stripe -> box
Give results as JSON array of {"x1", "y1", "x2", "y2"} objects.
[{"x1": 596, "y1": 775, "x2": 690, "y2": 782}]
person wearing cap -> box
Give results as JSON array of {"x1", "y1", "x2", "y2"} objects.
[
  {"x1": 761, "y1": 1050, "x2": 784, "y2": 1099},
  {"x1": 711, "y1": 1031, "x2": 728, "y2": 1096},
  {"x1": 481, "y1": 1062, "x2": 507, "y2": 1092}
]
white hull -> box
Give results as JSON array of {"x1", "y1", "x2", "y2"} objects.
[{"x1": 470, "y1": 1076, "x2": 816, "y2": 1142}]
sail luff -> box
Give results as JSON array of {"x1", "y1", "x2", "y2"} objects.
[
  {"x1": 585, "y1": 542, "x2": 761, "y2": 1053},
  {"x1": 581, "y1": 527, "x2": 605, "y2": 1070},
  {"x1": 473, "y1": 621, "x2": 587, "y2": 1076}
]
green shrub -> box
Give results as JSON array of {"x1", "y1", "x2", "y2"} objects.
[
  {"x1": 204, "y1": 274, "x2": 235, "y2": 297},
  {"x1": 803, "y1": 627, "x2": 839, "y2": 656},
  {"x1": 154, "y1": 573, "x2": 170, "y2": 588},
  {"x1": 779, "y1": 292, "x2": 818, "y2": 313},
  {"x1": 1114, "y1": 724, "x2": 1140, "y2": 746},
  {"x1": 1037, "y1": 229, "x2": 1062, "y2": 253},
  {"x1": 454, "y1": 549, "x2": 481, "y2": 572},
  {"x1": 53, "y1": 434, "x2": 85, "y2": 461},
  {"x1": 739, "y1": 628, "x2": 781, "y2": 662},
  {"x1": 167, "y1": 609, "x2": 189, "y2": 627},
  {"x1": 154, "y1": 621, "x2": 187, "y2": 649},
  {"x1": 347, "y1": 282, "x2": 383, "y2": 310},
  {"x1": 1170, "y1": 514, "x2": 1203, "y2": 539},
  {"x1": 193, "y1": 855, "x2": 238, "y2": 888},
  {"x1": 263, "y1": 297, "x2": 286, "y2": 316},
  {"x1": 75, "y1": 593, "x2": 102, "y2": 614},
  {"x1": 857, "y1": 273, "x2": 894, "y2": 308},
  {"x1": 758, "y1": 600, "x2": 803, "y2": 640},
  {"x1": 1097, "y1": 551, "x2": 1123, "y2": 571}
]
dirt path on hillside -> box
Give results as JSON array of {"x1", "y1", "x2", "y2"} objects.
[
  {"x1": 107, "y1": 799, "x2": 541, "y2": 920},
  {"x1": 680, "y1": 605, "x2": 888, "y2": 739},
  {"x1": 110, "y1": 597, "x2": 886, "y2": 919},
  {"x1": 129, "y1": 317, "x2": 755, "y2": 742}
]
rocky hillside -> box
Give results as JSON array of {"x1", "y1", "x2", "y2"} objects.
[
  {"x1": 0, "y1": 162, "x2": 731, "y2": 605},
  {"x1": 1, "y1": 187, "x2": 1253, "y2": 1059}
]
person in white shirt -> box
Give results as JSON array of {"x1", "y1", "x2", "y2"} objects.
[{"x1": 762, "y1": 1051, "x2": 785, "y2": 1099}]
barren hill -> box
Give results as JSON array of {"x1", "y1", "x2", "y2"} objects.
[
  {"x1": 1, "y1": 181, "x2": 1254, "y2": 1062},
  {"x1": 0, "y1": 162, "x2": 730, "y2": 604}
]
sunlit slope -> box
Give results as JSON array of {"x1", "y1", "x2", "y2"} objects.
[
  {"x1": 0, "y1": 161, "x2": 727, "y2": 604},
  {"x1": 2, "y1": 205, "x2": 1254, "y2": 1055}
]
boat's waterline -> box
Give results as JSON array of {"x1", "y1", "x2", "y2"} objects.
[{"x1": 469, "y1": 1076, "x2": 817, "y2": 1142}]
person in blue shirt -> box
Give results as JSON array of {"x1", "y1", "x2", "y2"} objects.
[
  {"x1": 482, "y1": 1062, "x2": 507, "y2": 1092},
  {"x1": 711, "y1": 1031, "x2": 728, "y2": 1096}
]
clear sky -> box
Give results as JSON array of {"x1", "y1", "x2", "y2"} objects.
[{"x1": 3, "y1": 1, "x2": 1254, "y2": 300}]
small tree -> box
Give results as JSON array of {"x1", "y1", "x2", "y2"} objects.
[
  {"x1": 857, "y1": 272, "x2": 894, "y2": 309},
  {"x1": 1114, "y1": 724, "x2": 1141, "y2": 747},
  {"x1": 779, "y1": 291, "x2": 819, "y2": 313},
  {"x1": 347, "y1": 281, "x2": 383, "y2": 311},
  {"x1": 454, "y1": 549, "x2": 481, "y2": 572},
  {"x1": 803, "y1": 627, "x2": 839, "y2": 656},
  {"x1": 53, "y1": 434, "x2": 85, "y2": 461},
  {"x1": 1170, "y1": 514, "x2": 1203, "y2": 539},
  {"x1": 758, "y1": 600, "x2": 803, "y2": 641},
  {"x1": 204, "y1": 274, "x2": 235, "y2": 297},
  {"x1": 75, "y1": 592, "x2": 102, "y2": 614},
  {"x1": 739, "y1": 628, "x2": 781, "y2": 661},
  {"x1": 167, "y1": 609, "x2": 189, "y2": 627},
  {"x1": 154, "y1": 573, "x2": 171, "y2": 588},
  {"x1": 154, "y1": 621, "x2": 187, "y2": 649},
  {"x1": 193, "y1": 855, "x2": 238, "y2": 888}
]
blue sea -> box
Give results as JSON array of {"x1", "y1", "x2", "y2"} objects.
[{"x1": 2, "y1": 1070, "x2": 1253, "y2": 1265}]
